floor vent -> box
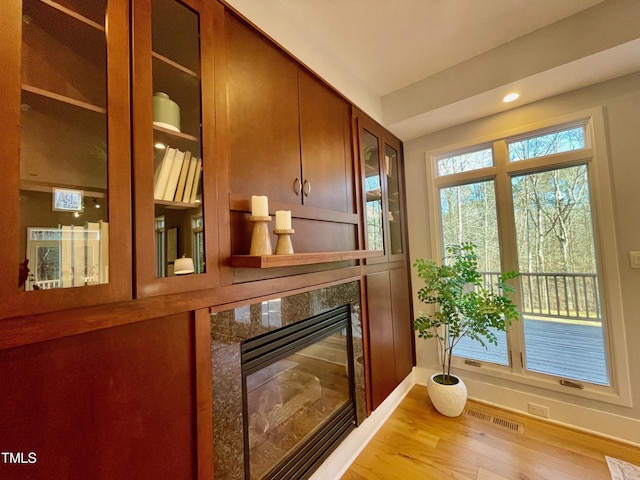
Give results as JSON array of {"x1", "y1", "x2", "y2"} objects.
[{"x1": 464, "y1": 407, "x2": 524, "y2": 434}]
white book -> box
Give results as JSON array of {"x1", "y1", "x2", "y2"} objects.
[
  {"x1": 154, "y1": 147, "x2": 177, "y2": 200},
  {"x1": 182, "y1": 154, "x2": 198, "y2": 203},
  {"x1": 174, "y1": 150, "x2": 192, "y2": 202},
  {"x1": 189, "y1": 157, "x2": 203, "y2": 204},
  {"x1": 163, "y1": 149, "x2": 186, "y2": 201}
]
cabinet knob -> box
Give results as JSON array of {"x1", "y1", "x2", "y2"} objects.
[
  {"x1": 293, "y1": 178, "x2": 301, "y2": 195},
  {"x1": 303, "y1": 179, "x2": 311, "y2": 197}
]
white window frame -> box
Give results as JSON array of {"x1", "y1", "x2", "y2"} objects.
[{"x1": 424, "y1": 108, "x2": 631, "y2": 406}]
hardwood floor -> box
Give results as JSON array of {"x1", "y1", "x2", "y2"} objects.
[{"x1": 342, "y1": 386, "x2": 640, "y2": 480}]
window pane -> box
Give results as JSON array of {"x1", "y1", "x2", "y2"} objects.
[
  {"x1": 436, "y1": 147, "x2": 493, "y2": 177},
  {"x1": 439, "y1": 180, "x2": 509, "y2": 365},
  {"x1": 508, "y1": 126, "x2": 585, "y2": 162},
  {"x1": 440, "y1": 181, "x2": 500, "y2": 271},
  {"x1": 511, "y1": 165, "x2": 609, "y2": 385}
]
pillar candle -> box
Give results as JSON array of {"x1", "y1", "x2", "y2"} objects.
[
  {"x1": 251, "y1": 195, "x2": 269, "y2": 217},
  {"x1": 275, "y1": 210, "x2": 291, "y2": 230}
]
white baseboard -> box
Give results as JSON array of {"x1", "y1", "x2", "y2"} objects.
[
  {"x1": 415, "y1": 366, "x2": 640, "y2": 447},
  {"x1": 310, "y1": 371, "x2": 416, "y2": 480}
]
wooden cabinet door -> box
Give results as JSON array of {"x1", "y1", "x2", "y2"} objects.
[
  {"x1": 226, "y1": 12, "x2": 301, "y2": 205},
  {"x1": 365, "y1": 270, "x2": 398, "y2": 410},
  {"x1": 0, "y1": 0, "x2": 132, "y2": 319},
  {"x1": 299, "y1": 70, "x2": 354, "y2": 213},
  {"x1": 391, "y1": 266, "x2": 414, "y2": 383}
]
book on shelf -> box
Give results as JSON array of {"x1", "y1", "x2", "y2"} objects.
[
  {"x1": 174, "y1": 150, "x2": 192, "y2": 202},
  {"x1": 189, "y1": 157, "x2": 202, "y2": 204},
  {"x1": 154, "y1": 146, "x2": 177, "y2": 200},
  {"x1": 163, "y1": 149, "x2": 186, "y2": 201},
  {"x1": 182, "y1": 154, "x2": 198, "y2": 203}
]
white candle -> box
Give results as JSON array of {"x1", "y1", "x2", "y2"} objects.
[
  {"x1": 251, "y1": 195, "x2": 269, "y2": 217},
  {"x1": 275, "y1": 210, "x2": 291, "y2": 230}
]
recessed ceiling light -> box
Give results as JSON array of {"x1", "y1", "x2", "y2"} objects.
[{"x1": 503, "y1": 93, "x2": 520, "y2": 103}]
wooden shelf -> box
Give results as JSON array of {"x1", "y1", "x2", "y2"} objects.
[
  {"x1": 155, "y1": 199, "x2": 201, "y2": 210},
  {"x1": 23, "y1": 84, "x2": 106, "y2": 114},
  {"x1": 231, "y1": 250, "x2": 383, "y2": 268},
  {"x1": 153, "y1": 123, "x2": 199, "y2": 143}
]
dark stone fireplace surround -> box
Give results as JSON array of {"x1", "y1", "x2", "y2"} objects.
[{"x1": 210, "y1": 281, "x2": 366, "y2": 480}]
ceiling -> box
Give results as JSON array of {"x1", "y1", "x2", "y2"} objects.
[{"x1": 224, "y1": 0, "x2": 640, "y2": 140}]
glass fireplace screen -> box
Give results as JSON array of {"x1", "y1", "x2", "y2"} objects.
[{"x1": 241, "y1": 305, "x2": 355, "y2": 480}]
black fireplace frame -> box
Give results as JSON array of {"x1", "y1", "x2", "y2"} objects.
[{"x1": 240, "y1": 304, "x2": 357, "y2": 480}]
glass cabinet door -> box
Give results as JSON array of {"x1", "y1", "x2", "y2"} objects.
[
  {"x1": 20, "y1": 0, "x2": 110, "y2": 291},
  {"x1": 151, "y1": 0, "x2": 204, "y2": 277},
  {"x1": 384, "y1": 141, "x2": 404, "y2": 257},
  {"x1": 358, "y1": 114, "x2": 406, "y2": 264},
  {"x1": 362, "y1": 129, "x2": 384, "y2": 253},
  {"x1": 132, "y1": 0, "x2": 218, "y2": 296},
  {"x1": 1, "y1": 0, "x2": 131, "y2": 317}
]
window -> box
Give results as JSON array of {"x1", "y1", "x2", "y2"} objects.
[
  {"x1": 426, "y1": 109, "x2": 631, "y2": 404},
  {"x1": 155, "y1": 216, "x2": 165, "y2": 277},
  {"x1": 192, "y1": 215, "x2": 204, "y2": 274}
]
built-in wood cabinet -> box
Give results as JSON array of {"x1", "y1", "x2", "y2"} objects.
[
  {"x1": 0, "y1": 3, "x2": 413, "y2": 477},
  {"x1": 132, "y1": 0, "x2": 224, "y2": 297},
  {"x1": 355, "y1": 109, "x2": 414, "y2": 411},
  {"x1": 223, "y1": 11, "x2": 359, "y2": 269},
  {"x1": 225, "y1": 12, "x2": 301, "y2": 206},
  {"x1": 225, "y1": 12, "x2": 354, "y2": 215},
  {"x1": 357, "y1": 112, "x2": 407, "y2": 262},
  {"x1": 299, "y1": 69, "x2": 354, "y2": 213},
  {"x1": 0, "y1": 0, "x2": 132, "y2": 319}
]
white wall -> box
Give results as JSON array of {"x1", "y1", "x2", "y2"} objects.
[{"x1": 403, "y1": 72, "x2": 640, "y2": 443}]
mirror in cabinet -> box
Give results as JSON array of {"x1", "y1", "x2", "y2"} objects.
[
  {"x1": 132, "y1": 0, "x2": 218, "y2": 296},
  {"x1": 15, "y1": 0, "x2": 131, "y2": 302}
]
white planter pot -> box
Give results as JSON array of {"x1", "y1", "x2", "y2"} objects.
[{"x1": 427, "y1": 373, "x2": 467, "y2": 417}]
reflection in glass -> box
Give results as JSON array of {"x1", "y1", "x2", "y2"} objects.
[
  {"x1": 385, "y1": 144, "x2": 403, "y2": 255},
  {"x1": 19, "y1": 0, "x2": 109, "y2": 291},
  {"x1": 363, "y1": 130, "x2": 383, "y2": 251},
  {"x1": 152, "y1": 0, "x2": 206, "y2": 277},
  {"x1": 246, "y1": 331, "x2": 351, "y2": 480}
]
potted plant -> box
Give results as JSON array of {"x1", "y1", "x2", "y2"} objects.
[{"x1": 413, "y1": 242, "x2": 520, "y2": 416}]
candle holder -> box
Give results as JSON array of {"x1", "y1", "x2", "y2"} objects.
[
  {"x1": 249, "y1": 216, "x2": 273, "y2": 256},
  {"x1": 274, "y1": 229, "x2": 295, "y2": 255}
]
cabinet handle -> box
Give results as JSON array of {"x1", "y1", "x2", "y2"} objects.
[
  {"x1": 303, "y1": 179, "x2": 311, "y2": 197},
  {"x1": 293, "y1": 178, "x2": 301, "y2": 195}
]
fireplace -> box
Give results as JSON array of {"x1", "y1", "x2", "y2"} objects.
[
  {"x1": 211, "y1": 281, "x2": 366, "y2": 480},
  {"x1": 242, "y1": 305, "x2": 356, "y2": 480}
]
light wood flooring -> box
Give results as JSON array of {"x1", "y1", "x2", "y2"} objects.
[{"x1": 342, "y1": 386, "x2": 640, "y2": 480}]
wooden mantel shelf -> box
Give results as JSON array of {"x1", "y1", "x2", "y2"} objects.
[{"x1": 230, "y1": 250, "x2": 383, "y2": 268}]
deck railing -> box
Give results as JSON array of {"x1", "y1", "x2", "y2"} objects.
[{"x1": 481, "y1": 271, "x2": 601, "y2": 322}]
